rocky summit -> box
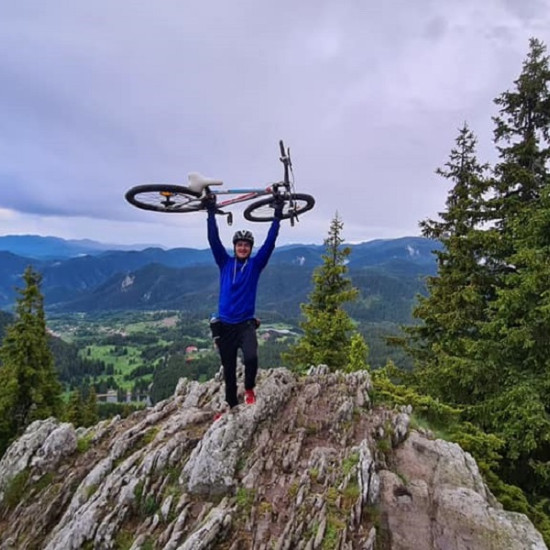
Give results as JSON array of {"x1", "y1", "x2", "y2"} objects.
[{"x1": 0, "y1": 366, "x2": 546, "y2": 550}]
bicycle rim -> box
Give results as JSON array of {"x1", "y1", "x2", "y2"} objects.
[
  {"x1": 243, "y1": 193, "x2": 315, "y2": 222},
  {"x1": 125, "y1": 184, "x2": 202, "y2": 213}
]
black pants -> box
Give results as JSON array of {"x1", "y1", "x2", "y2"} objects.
[{"x1": 216, "y1": 320, "x2": 258, "y2": 408}]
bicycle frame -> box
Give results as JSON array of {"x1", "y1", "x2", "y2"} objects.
[
  {"x1": 195, "y1": 184, "x2": 282, "y2": 225},
  {"x1": 208, "y1": 185, "x2": 274, "y2": 209}
]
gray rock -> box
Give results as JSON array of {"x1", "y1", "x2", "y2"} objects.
[
  {"x1": 0, "y1": 367, "x2": 546, "y2": 550},
  {"x1": 378, "y1": 431, "x2": 547, "y2": 550},
  {"x1": 0, "y1": 417, "x2": 76, "y2": 505}
]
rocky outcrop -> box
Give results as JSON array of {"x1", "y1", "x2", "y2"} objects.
[{"x1": 0, "y1": 366, "x2": 546, "y2": 550}]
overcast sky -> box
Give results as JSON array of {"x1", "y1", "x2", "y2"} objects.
[{"x1": 1, "y1": 1, "x2": 549, "y2": 249}]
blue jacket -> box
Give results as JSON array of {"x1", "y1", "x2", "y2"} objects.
[{"x1": 208, "y1": 211, "x2": 280, "y2": 324}]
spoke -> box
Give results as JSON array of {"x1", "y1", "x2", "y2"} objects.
[{"x1": 138, "y1": 191, "x2": 199, "y2": 210}]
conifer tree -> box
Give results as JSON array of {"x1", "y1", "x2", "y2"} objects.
[
  {"x1": 346, "y1": 332, "x2": 370, "y2": 373},
  {"x1": 492, "y1": 38, "x2": 550, "y2": 221},
  {"x1": 400, "y1": 38, "x2": 550, "y2": 504},
  {"x1": 0, "y1": 267, "x2": 62, "y2": 455},
  {"x1": 284, "y1": 213, "x2": 361, "y2": 372},
  {"x1": 472, "y1": 38, "x2": 550, "y2": 493},
  {"x1": 402, "y1": 123, "x2": 492, "y2": 403},
  {"x1": 485, "y1": 36, "x2": 550, "y2": 345},
  {"x1": 66, "y1": 389, "x2": 85, "y2": 427},
  {"x1": 83, "y1": 386, "x2": 99, "y2": 427}
]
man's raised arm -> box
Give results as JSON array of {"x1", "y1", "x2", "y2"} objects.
[
  {"x1": 255, "y1": 204, "x2": 283, "y2": 270},
  {"x1": 207, "y1": 205, "x2": 229, "y2": 267}
]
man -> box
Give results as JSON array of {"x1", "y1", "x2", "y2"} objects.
[{"x1": 206, "y1": 199, "x2": 283, "y2": 416}]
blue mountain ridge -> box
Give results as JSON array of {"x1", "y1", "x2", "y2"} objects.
[
  {"x1": 0, "y1": 235, "x2": 442, "y2": 313},
  {"x1": 0, "y1": 235, "x2": 162, "y2": 259}
]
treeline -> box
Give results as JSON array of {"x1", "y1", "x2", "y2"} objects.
[
  {"x1": 49, "y1": 336, "x2": 109, "y2": 386},
  {"x1": 49, "y1": 334, "x2": 148, "y2": 407},
  {"x1": 150, "y1": 353, "x2": 220, "y2": 403},
  {"x1": 65, "y1": 385, "x2": 146, "y2": 426}
]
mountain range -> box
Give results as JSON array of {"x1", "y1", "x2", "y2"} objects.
[
  {"x1": 0, "y1": 234, "x2": 160, "y2": 259},
  {"x1": 0, "y1": 234, "x2": 441, "y2": 321}
]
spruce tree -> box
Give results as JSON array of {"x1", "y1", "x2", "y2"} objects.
[
  {"x1": 0, "y1": 267, "x2": 62, "y2": 455},
  {"x1": 474, "y1": 38, "x2": 550, "y2": 493},
  {"x1": 346, "y1": 332, "x2": 370, "y2": 373},
  {"x1": 401, "y1": 38, "x2": 550, "y2": 505},
  {"x1": 492, "y1": 38, "x2": 550, "y2": 217},
  {"x1": 402, "y1": 123, "x2": 493, "y2": 403},
  {"x1": 284, "y1": 213, "x2": 363, "y2": 372},
  {"x1": 83, "y1": 386, "x2": 99, "y2": 427},
  {"x1": 66, "y1": 389, "x2": 85, "y2": 427}
]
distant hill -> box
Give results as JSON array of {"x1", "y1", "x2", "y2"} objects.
[
  {"x1": 0, "y1": 235, "x2": 441, "y2": 321},
  {"x1": 0, "y1": 235, "x2": 439, "y2": 372},
  {"x1": 0, "y1": 234, "x2": 440, "y2": 266},
  {"x1": 41, "y1": 247, "x2": 213, "y2": 291},
  {"x1": 0, "y1": 235, "x2": 162, "y2": 259},
  {"x1": 348, "y1": 237, "x2": 441, "y2": 268},
  {"x1": 49, "y1": 263, "x2": 220, "y2": 313},
  {"x1": 0, "y1": 252, "x2": 47, "y2": 308}
]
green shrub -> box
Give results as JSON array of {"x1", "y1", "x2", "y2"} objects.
[
  {"x1": 3, "y1": 469, "x2": 30, "y2": 510},
  {"x1": 34, "y1": 472, "x2": 54, "y2": 493},
  {"x1": 77, "y1": 433, "x2": 93, "y2": 453},
  {"x1": 341, "y1": 452, "x2": 359, "y2": 476}
]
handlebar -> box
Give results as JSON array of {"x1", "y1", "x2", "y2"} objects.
[{"x1": 279, "y1": 139, "x2": 291, "y2": 185}]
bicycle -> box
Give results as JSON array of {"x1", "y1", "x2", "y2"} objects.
[{"x1": 125, "y1": 140, "x2": 315, "y2": 226}]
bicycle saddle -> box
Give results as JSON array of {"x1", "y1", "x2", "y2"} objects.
[{"x1": 187, "y1": 172, "x2": 223, "y2": 193}]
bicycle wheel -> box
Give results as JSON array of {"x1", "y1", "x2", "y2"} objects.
[
  {"x1": 244, "y1": 193, "x2": 315, "y2": 222},
  {"x1": 125, "y1": 184, "x2": 203, "y2": 213}
]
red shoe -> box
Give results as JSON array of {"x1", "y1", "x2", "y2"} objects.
[{"x1": 245, "y1": 389, "x2": 256, "y2": 405}]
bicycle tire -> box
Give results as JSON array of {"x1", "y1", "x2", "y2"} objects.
[
  {"x1": 243, "y1": 193, "x2": 315, "y2": 222},
  {"x1": 125, "y1": 184, "x2": 203, "y2": 213}
]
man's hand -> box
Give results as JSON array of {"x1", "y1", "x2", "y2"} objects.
[{"x1": 202, "y1": 193, "x2": 217, "y2": 212}]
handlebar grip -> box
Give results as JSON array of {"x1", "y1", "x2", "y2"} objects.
[{"x1": 279, "y1": 140, "x2": 290, "y2": 184}]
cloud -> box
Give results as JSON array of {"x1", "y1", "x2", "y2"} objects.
[{"x1": 0, "y1": 0, "x2": 549, "y2": 247}]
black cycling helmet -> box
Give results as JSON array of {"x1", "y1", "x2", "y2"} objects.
[{"x1": 232, "y1": 230, "x2": 254, "y2": 246}]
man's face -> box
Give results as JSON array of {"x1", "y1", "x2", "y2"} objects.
[{"x1": 234, "y1": 240, "x2": 252, "y2": 260}]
